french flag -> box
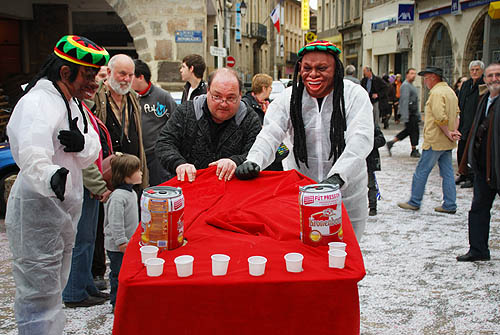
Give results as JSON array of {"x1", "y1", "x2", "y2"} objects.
[{"x1": 270, "y1": 4, "x2": 280, "y2": 33}]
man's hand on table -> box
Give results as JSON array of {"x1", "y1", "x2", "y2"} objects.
[
  {"x1": 235, "y1": 161, "x2": 260, "y2": 180},
  {"x1": 176, "y1": 163, "x2": 197, "y2": 182},
  {"x1": 209, "y1": 158, "x2": 237, "y2": 181}
]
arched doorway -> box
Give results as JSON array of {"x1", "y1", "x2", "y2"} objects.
[
  {"x1": 463, "y1": 11, "x2": 486, "y2": 75},
  {"x1": 426, "y1": 22, "x2": 453, "y2": 84}
]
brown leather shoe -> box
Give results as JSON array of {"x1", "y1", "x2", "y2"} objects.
[
  {"x1": 434, "y1": 206, "x2": 456, "y2": 214},
  {"x1": 397, "y1": 202, "x2": 419, "y2": 211}
]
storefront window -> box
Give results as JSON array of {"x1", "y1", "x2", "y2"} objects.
[{"x1": 378, "y1": 54, "x2": 388, "y2": 76}]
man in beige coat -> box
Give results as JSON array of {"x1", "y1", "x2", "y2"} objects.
[{"x1": 398, "y1": 67, "x2": 460, "y2": 214}]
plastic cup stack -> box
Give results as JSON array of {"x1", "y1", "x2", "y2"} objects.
[
  {"x1": 248, "y1": 256, "x2": 267, "y2": 276},
  {"x1": 284, "y1": 252, "x2": 304, "y2": 273},
  {"x1": 174, "y1": 255, "x2": 194, "y2": 278},
  {"x1": 328, "y1": 249, "x2": 347, "y2": 269},
  {"x1": 140, "y1": 245, "x2": 159, "y2": 264},
  {"x1": 328, "y1": 242, "x2": 347, "y2": 252},
  {"x1": 211, "y1": 254, "x2": 230, "y2": 276},
  {"x1": 145, "y1": 258, "x2": 165, "y2": 277}
]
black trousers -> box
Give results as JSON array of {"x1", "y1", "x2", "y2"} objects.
[
  {"x1": 457, "y1": 138, "x2": 473, "y2": 178},
  {"x1": 92, "y1": 202, "x2": 106, "y2": 277},
  {"x1": 468, "y1": 170, "x2": 497, "y2": 257},
  {"x1": 367, "y1": 171, "x2": 377, "y2": 210},
  {"x1": 395, "y1": 114, "x2": 419, "y2": 147}
]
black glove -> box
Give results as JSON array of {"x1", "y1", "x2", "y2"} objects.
[
  {"x1": 58, "y1": 117, "x2": 85, "y2": 152},
  {"x1": 235, "y1": 161, "x2": 260, "y2": 180},
  {"x1": 320, "y1": 174, "x2": 345, "y2": 188},
  {"x1": 50, "y1": 167, "x2": 69, "y2": 201}
]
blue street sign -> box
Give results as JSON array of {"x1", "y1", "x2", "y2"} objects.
[
  {"x1": 235, "y1": 2, "x2": 241, "y2": 43},
  {"x1": 398, "y1": 4, "x2": 415, "y2": 24},
  {"x1": 175, "y1": 30, "x2": 203, "y2": 43}
]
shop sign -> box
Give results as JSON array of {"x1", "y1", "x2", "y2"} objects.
[
  {"x1": 371, "y1": 17, "x2": 397, "y2": 31},
  {"x1": 398, "y1": 4, "x2": 415, "y2": 24},
  {"x1": 461, "y1": 0, "x2": 491, "y2": 11},
  {"x1": 420, "y1": 0, "x2": 490, "y2": 20},
  {"x1": 451, "y1": 0, "x2": 462, "y2": 15}
]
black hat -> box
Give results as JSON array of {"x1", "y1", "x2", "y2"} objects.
[{"x1": 418, "y1": 66, "x2": 444, "y2": 78}]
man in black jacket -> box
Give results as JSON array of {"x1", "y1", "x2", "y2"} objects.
[
  {"x1": 456, "y1": 60, "x2": 485, "y2": 188},
  {"x1": 361, "y1": 67, "x2": 389, "y2": 126},
  {"x1": 156, "y1": 68, "x2": 261, "y2": 182},
  {"x1": 457, "y1": 63, "x2": 500, "y2": 262}
]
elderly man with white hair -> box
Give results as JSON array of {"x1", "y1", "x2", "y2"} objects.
[
  {"x1": 91, "y1": 54, "x2": 149, "y2": 188},
  {"x1": 456, "y1": 60, "x2": 485, "y2": 188}
]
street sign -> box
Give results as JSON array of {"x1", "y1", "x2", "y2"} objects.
[
  {"x1": 305, "y1": 32, "x2": 317, "y2": 43},
  {"x1": 175, "y1": 30, "x2": 202, "y2": 43},
  {"x1": 226, "y1": 56, "x2": 235, "y2": 67},
  {"x1": 210, "y1": 46, "x2": 227, "y2": 58}
]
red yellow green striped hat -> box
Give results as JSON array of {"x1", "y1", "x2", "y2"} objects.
[
  {"x1": 54, "y1": 35, "x2": 109, "y2": 68},
  {"x1": 298, "y1": 40, "x2": 341, "y2": 58}
]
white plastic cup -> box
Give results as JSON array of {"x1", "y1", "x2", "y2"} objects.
[
  {"x1": 328, "y1": 242, "x2": 347, "y2": 252},
  {"x1": 248, "y1": 256, "x2": 267, "y2": 276},
  {"x1": 145, "y1": 257, "x2": 165, "y2": 277},
  {"x1": 211, "y1": 254, "x2": 230, "y2": 276},
  {"x1": 328, "y1": 249, "x2": 347, "y2": 269},
  {"x1": 284, "y1": 252, "x2": 304, "y2": 273},
  {"x1": 174, "y1": 255, "x2": 194, "y2": 277},
  {"x1": 140, "y1": 245, "x2": 159, "y2": 264}
]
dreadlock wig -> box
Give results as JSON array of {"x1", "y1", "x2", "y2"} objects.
[{"x1": 290, "y1": 40, "x2": 346, "y2": 169}]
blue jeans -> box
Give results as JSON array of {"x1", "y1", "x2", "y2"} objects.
[
  {"x1": 408, "y1": 148, "x2": 456, "y2": 211},
  {"x1": 62, "y1": 189, "x2": 100, "y2": 302},
  {"x1": 107, "y1": 250, "x2": 123, "y2": 307}
]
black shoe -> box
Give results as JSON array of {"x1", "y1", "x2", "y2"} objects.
[
  {"x1": 456, "y1": 251, "x2": 490, "y2": 262},
  {"x1": 369, "y1": 208, "x2": 377, "y2": 216},
  {"x1": 94, "y1": 275, "x2": 107, "y2": 291},
  {"x1": 461, "y1": 180, "x2": 473, "y2": 188},
  {"x1": 90, "y1": 291, "x2": 110, "y2": 300},
  {"x1": 64, "y1": 295, "x2": 106, "y2": 308},
  {"x1": 410, "y1": 149, "x2": 421, "y2": 158},
  {"x1": 386, "y1": 141, "x2": 394, "y2": 156},
  {"x1": 455, "y1": 175, "x2": 467, "y2": 185}
]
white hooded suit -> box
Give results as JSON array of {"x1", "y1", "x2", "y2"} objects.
[
  {"x1": 246, "y1": 79, "x2": 374, "y2": 240},
  {"x1": 5, "y1": 78, "x2": 100, "y2": 334}
]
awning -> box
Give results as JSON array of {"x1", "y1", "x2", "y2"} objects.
[{"x1": 489, "y1": 1, "x2": 500, "y2": 19}]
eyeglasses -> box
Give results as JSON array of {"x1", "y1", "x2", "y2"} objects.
[{"x1": 210, "y1": 93, "x2": 239, "y2": 104}]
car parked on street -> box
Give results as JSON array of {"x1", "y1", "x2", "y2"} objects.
[{"x1": 0, "y1": 142, "x2": 18, "y2": 217}]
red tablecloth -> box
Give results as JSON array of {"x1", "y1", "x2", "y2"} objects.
[{"x1": 113, "y1": 167, "x2": 365, "y2": 335}]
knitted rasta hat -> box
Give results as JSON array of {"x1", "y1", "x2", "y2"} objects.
[
  {"x1": 54, "y1": 35, "x2": 109, "y2": 68},
  {"x1": 297, "y1": 40, "x2": 341, "y2": 58}
]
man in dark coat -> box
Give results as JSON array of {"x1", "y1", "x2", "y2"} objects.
[
  {"x1": 456, "y1": 60, "x2": 485, "y2": 188},
  {"x1": 156, "y1": 68, "x2": 261, "y2": 182},
  {"x1": 361, "y1": 67, "x2": 389, "y2": 126},
  {"x1": 457, "y1": 63, "x2": 500, "y2": 262}
]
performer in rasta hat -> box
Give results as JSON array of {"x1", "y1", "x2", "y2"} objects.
[
  {"x1": 236, "y1": 40, "x2": 374, "y2": 240},
  {"x1": 5, "y1": 35, "x2": 108, "y2": 334}
]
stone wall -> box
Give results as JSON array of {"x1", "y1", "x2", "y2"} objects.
[{"x1": 105, "y1": 0, "x2": 207, "y2": 90}]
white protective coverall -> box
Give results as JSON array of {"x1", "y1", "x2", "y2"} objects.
[
  {"x1": 246, "y1": 79, "x2": 374, "y2": 240},
  {"x1": 5, "y1": 78, "x2": 100, "y2": 335}
]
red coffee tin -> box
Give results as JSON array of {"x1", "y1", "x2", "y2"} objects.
[{"x1": 299, "y1": 184, "x2": 343, "y2": 246}]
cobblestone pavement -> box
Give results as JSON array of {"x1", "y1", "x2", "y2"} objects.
[{"x1": 0, "y1": 120, "x2": 499, "y2": 334}]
